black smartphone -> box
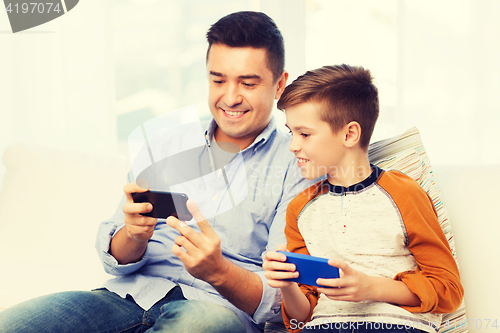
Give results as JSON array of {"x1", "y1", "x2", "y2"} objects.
[{"x1": 131, "y1": 190, "x2": 193, "y2": 221}]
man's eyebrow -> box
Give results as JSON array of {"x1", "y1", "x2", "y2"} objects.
[
  {"x1": 209, "y1": 71, "x2": 225, "y2": 77},
  {"x1": 239, "y1": 74, "x2": 261, "y2": 80},
  {"x1": 209, "y1": 71, "x2": 261, "y2": 80}
]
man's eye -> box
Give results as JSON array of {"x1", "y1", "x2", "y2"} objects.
[
  {"x1": 243, "y1": 83, "x2": 256, "y2": 87},
  {"x1": 213, "y1": 80, "x2": 223, "y2": 84}
]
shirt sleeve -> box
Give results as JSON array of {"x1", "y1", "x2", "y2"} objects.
[
  {"x1": 281, "y1": 184, "x2": 324, "y2": 333},
  {"x1": 380, "y1": 172, "x2": 464, "y2": 313}
]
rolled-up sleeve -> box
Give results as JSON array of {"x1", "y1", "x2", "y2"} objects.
[
  {"x1": 95, "y1": 219, "x2": 149, "y2": 276},
  {"x1": 95, "y1": 172, "x2": 150, "y2": 276},
  {"x1": 251, "y1": 270, "x2": 283, "y2": 324}
]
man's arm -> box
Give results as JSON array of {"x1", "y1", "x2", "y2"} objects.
[{"x1": 166, "y1": 200, "x2": 262, "y2": 315}]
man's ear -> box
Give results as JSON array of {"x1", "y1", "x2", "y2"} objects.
[
  {"x1": 344, "y1": 121, "x2": 361, "y2": 148},
  {"x1": 275, "y1": 70, "x2": 289, "y2": 100}
]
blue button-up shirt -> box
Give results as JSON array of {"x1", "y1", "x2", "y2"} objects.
[{"x1": 96, "y1": 116, "x2": 316, "y2": 333}]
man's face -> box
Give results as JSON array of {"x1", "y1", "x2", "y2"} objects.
[{"x1": 206, "y1": 43, "x2": 287, "y2": 149}]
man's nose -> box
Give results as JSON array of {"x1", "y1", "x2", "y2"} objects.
[{"x1": 223, "y1": 83, "x2": 243, "y2": 107}]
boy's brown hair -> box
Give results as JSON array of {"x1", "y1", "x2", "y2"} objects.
[{"x1": 277, "y1": 64, "x2": 379, "y2": 150}]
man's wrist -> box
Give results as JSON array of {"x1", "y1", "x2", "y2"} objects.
[{"x1": 209, "y1": 257, "x2": 232, "y2": 287}]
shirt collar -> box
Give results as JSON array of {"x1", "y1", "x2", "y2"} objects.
[
  {"x1": 204, "y1": 116, "x2": 277, "y2": 152},
  {"x1": 327, "y1": 164, "x2": 383, "y2": 194}
]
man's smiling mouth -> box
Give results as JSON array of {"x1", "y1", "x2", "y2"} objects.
[{"x1": 223, "y1": 109, "x2": 249, "y2": 116}]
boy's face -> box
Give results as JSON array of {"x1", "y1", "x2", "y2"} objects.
[
  {"x1": 206, "y1": 43, "x2": 287, "y2": 149},
  {"x1": 285, "y1": 102, "x2": 345, "y2": 180}
]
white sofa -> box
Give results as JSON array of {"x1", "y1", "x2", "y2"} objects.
[{"x1": 0, "y1": 142, "x2": 498, "y2": 333}]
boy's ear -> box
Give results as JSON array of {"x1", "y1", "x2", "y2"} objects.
[{"x1": 343, "y1": 121, "x2": 361, "y2": 148}]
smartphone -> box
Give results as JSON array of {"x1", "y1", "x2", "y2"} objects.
[
  {"x1": 277, "y1": 251, "x2": 340, "y2": 287},
  {"x1": 131, "y1": 190, "x2": 193, "y2": 221}
]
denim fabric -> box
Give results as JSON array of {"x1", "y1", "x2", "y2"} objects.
[{"x1": 0, "y1": 287, "x2": 245, "y2": 333}]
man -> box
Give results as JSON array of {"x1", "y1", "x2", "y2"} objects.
[{"x1": 0, "y1": 11, "x2": 313, "y2": 333}]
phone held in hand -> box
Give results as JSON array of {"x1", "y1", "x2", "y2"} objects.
[
  {"x1": 277, "y1": 251, "x2": 340, "y2": 287},
  {"x1": 131, "y1": 190, "x2": 193, "y2": 221}
]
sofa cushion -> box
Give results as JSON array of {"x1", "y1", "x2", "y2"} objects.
[{"x1": 0, "y1": 143, "x2": 130, "y2": 309}]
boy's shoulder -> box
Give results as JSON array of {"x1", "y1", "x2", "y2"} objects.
[
  {"x1": 378, "y1": 169, "x2": 427, "y2": 195},
  {"x1": 287, "y1": 179, "x2": 329, "y2": 216},
  {"x1": 378, "y1": 169, "x2": 434, "y2": 212}
]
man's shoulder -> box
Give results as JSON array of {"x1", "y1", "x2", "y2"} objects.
[{"x1": 262, "y1": 128, "x2": 292, "y2": 155}]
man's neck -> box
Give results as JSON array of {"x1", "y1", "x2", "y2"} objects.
[{"x1": 214, "y1": 126, "x2": 265, "y2": 151}]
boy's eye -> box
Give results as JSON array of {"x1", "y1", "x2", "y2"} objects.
[{"x1": 300, "y1": 133, "x2": 310, "y2": 138}]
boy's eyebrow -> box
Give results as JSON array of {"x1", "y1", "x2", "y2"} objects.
[{"x1": 284, "y1": 124, "x2": 313, "y2": 131}]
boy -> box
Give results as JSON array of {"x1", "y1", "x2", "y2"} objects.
[{"x1": 263, "y1": 65, "x2": 463, "y2": 333}]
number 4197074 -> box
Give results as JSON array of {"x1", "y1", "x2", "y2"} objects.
[{"x1": 5, "y1": 3, "x2": 62, "y2": 14}]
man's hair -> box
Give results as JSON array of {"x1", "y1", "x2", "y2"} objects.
[
  {"x1": 206, "y1": 11, "x2": 285, "y2": 83},
  {"x1": 277, "y1": 64, "x2": 379, "y2": 149}
]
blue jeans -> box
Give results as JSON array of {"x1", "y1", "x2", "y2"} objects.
[
  {"x1": 302, "y1": 321, "x2": 424, "y2": 333},
  {"x1": 0, "y1": 287, "x2": 246, "y2": 333}
]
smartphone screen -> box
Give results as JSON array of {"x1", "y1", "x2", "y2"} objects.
[{"x1": 131, "y1": 191, "x2": 193, "y2": 221}]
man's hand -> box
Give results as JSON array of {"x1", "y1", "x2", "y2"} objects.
[
  {"x1": 122, "y1": 183, "x2": 157, "y2": 244},
  {"x1": 109, "y1": 183, "x2": 156, "y2": 264},
  {"x1": 262, "y1": 245, "x2": 298, "y2": 289},
  {"x1": 166, "y1": 199, "x2": 229, "y2": 285}
]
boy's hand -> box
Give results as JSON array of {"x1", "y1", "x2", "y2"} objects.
[
  {"x1": 262, "y1": 245, "x2": 299, "y2": 289},
  {"x1": 316, "y1": 259, "x2": 377, "y2": 302}
]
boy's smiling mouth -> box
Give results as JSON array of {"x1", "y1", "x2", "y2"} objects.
[{"x1": 297, "y1": 157, "x2": 309, "y2": 167}]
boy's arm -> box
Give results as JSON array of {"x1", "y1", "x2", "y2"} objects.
[
  {"x1": 381, "y1": 174, "x2": 464, "y2": 313},
  {"x1": 316, "y1": 259, "x2": 421, "y2": 307},
  {"x1": 263, "y1": 247, "x2": 311, "y2": 325}
]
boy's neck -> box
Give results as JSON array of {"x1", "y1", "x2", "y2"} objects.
[{"x1": 326, "y1": 152, "x2": 372, "y2": 188}]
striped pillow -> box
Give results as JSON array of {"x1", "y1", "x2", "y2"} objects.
[{"x1": 368, "y1": 127, "x2": 468, "y2": 333}]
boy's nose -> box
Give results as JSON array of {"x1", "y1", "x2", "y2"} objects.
[{"x1": 288, "y1": 138, "x2": 300, "y2": 153}]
